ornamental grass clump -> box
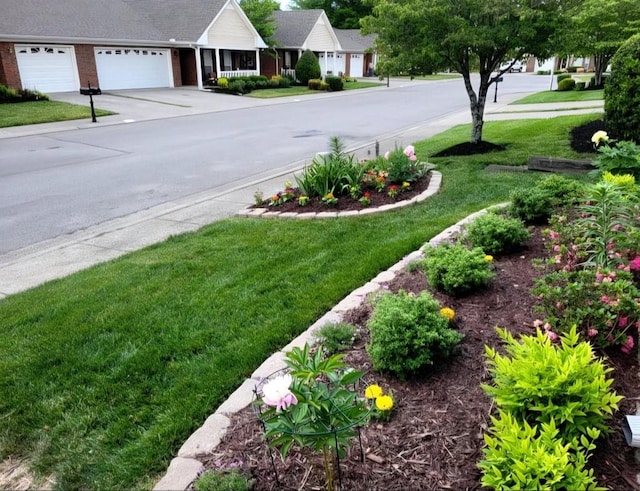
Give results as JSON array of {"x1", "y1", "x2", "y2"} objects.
[
  {"x1": 420, "y1": 244, "x2": 495, "y2": 296},
  {"x1": 463, "y1": 211, "x2": 530, "y2": 255},
  {"x1": 366, "y1": 290, "x2": 463, "y2": 379},
  {"x1": 482, "y1": 326, "x2": 622, "y2": 441},
  {"x1": 257, "y1": 344, "x2": 370, "y2": 491}
]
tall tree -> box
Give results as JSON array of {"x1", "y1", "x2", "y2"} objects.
[
  {"x1": 362, "y1": 0, "x2": 573, "y2": 144},
  {"x1": 562, "y1": 0, "x2": 640, "y2": 87},
  {"x1": 240, "y1": 0, "x2": 280, "y2": 46},
  {"x1": 289, "y1": 0, "x2": 372, "y2": 29}
]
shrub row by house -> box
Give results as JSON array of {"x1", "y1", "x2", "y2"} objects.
[
  {"x1": 212, "y1": 74, "x2": 292, "y2": 94},
  {"x1": 0, "y1": 84, "x2": 48, "y2": 103}
]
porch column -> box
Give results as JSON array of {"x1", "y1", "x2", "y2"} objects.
[
  {"x1": 324, "y1": 50, "x2": 328, "y2": 76},
  {"x1": 195, "y1": 47, "x2": 203, "y2": 90},
  {"x1": 332, "y1": 52, "x2": 336, "y2": 74},
  {"x1": 215, "y1": 48, "x2": 221, "y2": 78},
  {"x1": 255, "y1": 48, "x2": 261, "y2": 76}
]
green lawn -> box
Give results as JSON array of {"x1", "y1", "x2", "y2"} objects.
[
  {"x1": 0, "y1": 113, "x2": 599, "y2": 490},
  {"x1": 0, "y1": 101, "x2": 115, "y2": 127},
  {"x1": 393, "y1": 73, "x2": 461, "y2": 81},
  {"x1": 512, "y1": 89, "x2": 604, "y2": 105},
  {"x1": 246, "y1": 80, "x2": 383, "y2": 99}
]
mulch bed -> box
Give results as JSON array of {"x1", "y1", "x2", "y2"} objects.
[
  {"x1": 199, "y1": 226, "x2": 640, "y2": 490},
  {"x1": 570, "y1": 119, "x2": 609, "y2": 154}
]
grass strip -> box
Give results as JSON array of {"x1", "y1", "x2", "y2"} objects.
[
  {"x1": 246, "y1": 81, "x2": 383, "y2": 99},
  {"x1": 511, "y1": 89, "x2": 604, "y2": 105},
  {"x1": 0, "y1": 113, "x2": 599, "y2": 490},
  {"x1": 0, "y1": 101, "x2": 115, "y2": 127}
]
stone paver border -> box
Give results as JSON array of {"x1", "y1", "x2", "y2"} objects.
[
  {"x1": 236, "y1": 172, "x2": 442, "y2": 219},
  {"x1": 152, "y1": 201, "x2": 506, "y2": 491}
]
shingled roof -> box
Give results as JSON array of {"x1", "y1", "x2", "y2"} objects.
[
  {"x1": 0, "y1": 0, "x2": 229, "y2": 44},
  {"x1": 272, "y1": 9, "x2": 329, "y2": 48},
  {"x1": 333, "y1": 29, "x2": 375, "y2": 52}
]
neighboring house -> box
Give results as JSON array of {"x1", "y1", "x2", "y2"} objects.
[
  {"x1": 260, "y1": 10, "x2": 342, "y2": 79},
  {"x1": 0, "y1": 0, "x2": 266, "y2": 93},
  {"x1": 333, "y1": 29, "x2": 376, "y2": 78}
]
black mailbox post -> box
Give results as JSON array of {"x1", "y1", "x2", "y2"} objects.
[
  {"x1": 79, "y1": 82, "x2": 101, "y2": 122},
  {"x1": 491, "y1": 76, "x2": 504, "y2": 103}
]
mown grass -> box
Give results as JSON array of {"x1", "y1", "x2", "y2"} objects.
[
  {"x1": 512, "y1": 89, "x2": 604, "y2": 104},
  {"x1": 0, "y1": 113, "x2": 599, "y2": 490},
  {"x1": 393, "y1": 74, "x2": 461, "y2": 81},
  {"x1": 246, "y1": 80, "x2": 382, "y2": 99},
  {"x1": 0, "y1": 101, "x2": 115, "y2": 127}
]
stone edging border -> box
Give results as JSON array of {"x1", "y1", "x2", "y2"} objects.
[
  {"x1": 236, "y1": 171, "x2": 442, "y2": 219},
  {"x1": 152, "y1": 201, "x2": 504, "y2": 491}
]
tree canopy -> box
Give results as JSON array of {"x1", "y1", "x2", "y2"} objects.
[
  {"x1": 289, "y1": 0, "x2": 372, "y2": 29},
  {"x1": 562, "y1": 0, "x2": 640, "y2": 86},
  {"x1": 240, "y1": 0, "x2": 280, "y2": 47},
  {"x1": 362, "y1": 0, "x2": 574, "y2": 143}
]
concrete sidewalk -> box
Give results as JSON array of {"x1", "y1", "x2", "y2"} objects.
[{"x1": 0, "y1": 90, "x2": 604, "y2": 299}]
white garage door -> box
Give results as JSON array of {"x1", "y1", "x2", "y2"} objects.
[
  {"x1": 15, "y1": 45, "x2": 79, "y2": 93},
  {"x1": 350, "y1": 54, "x2": 364, "y2": 78},
  {"x1": 95, "y1": 48, "x2": 172, "y2": 90},
  {"x1": 317, "y1": 53, "x2": 345, "y2": 76}
]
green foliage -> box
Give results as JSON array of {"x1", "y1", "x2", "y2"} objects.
[
  {"x1": 602, "y1": 170, "x2": 636, "y2": 192},
  {"x1": 478, "y1": 411, "x2": 604, "y2": 490},
  {"x1": 575, "y1": 81, "x2": 586, "y2": 91},
  {"x1": 239, "y1": 0, "x2": 280, "y2": 46},
  {"x1": 509, "y1": 174, "x2": 585, "y2": 224},
  {"x1": 605, "y1": 33, "x2": 640, "y2": 143},
  {"x1": 314, "y1": 322, "x2": 357, "y2": 355},
  {"x1": 558, "y1": 78, "x2": 577, "y2": 91},
  {"x1": 464, "y1": 212, "x2": 530, "y2": 255},
  {"x1": 217, "y1": 77, "x2": 229, "y2": 88},
  {"x1": 294, "y1": 137, "x2": 363, "y2": 198},
  {"x1": 366, "y1": 290, "x2": 463, "y2": 379},
  {"x1": 227, "y1": 79, "x2": 248, "y2": 94},
  {"x1": 380, "y1": 145, "x2": 427, "y2": 184},
  {"x1": 532, "y1": 269, "x2": 640, "y2": 349},
  {"x1": 557, "y1": 73, "x2": 573, "y2": 83},
  {"x1": 483, "y1": 327, "x2": 623, "y2": 440},
  {"x1": 324, "y1": 75, "x2": 344, "y2": 91},
  {"x1": 0, "y1": 84, "x2": 49, "y2": 103},
  {"x1": 194, "y1": 469, "x2": 250, "y2": 491},
  {"x1": 420, "y1": 244, "x2": 495, "y2": 296},
  {"x1": 295, "y1": 50, "x2": 322, "y2": 86},
  {"x1": 308, "y1": 78, "x2": 323, "y2": 90},
  {"x1": 288, "y1": 0, "x2": 372, "y2": 29},
  {"x1": 592, "y1": 139, "x2": 640, "y2": 178}
]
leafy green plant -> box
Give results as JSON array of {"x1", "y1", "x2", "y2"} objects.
[
  {"x1": 532, "y1": 269, "x2": 640, "y2": 350},
  {"x1": 558, "y1": 78, "x2": 576, "y2": 91},
  {"x1": 308, "y1": 78, "x2": 323, "y2": 90},
  {"x1": 591, "y1": 139, "x2": 640, "y2": 178},
  {"x1": 314, "y1": 322, "x2": 357, "y2": 355},
  {"x1": 478, "y1": 411, "x2": 604, "y2": 490},
  {"x1": 602, "y1": 171, "x2": 636, "y2": 193},
  {"x1": 483, "y1": 327, "x2": 622, "y2": 440},
  {"x1": 366, "y1": 290, "x2": 463, "y2": 378},
  {"x1": 509, "y1": 175, "x2": 585, "y2": 224},
  {"x1": 227, "y1": 79, "x2": 248, "y2": 94},
  {"x1": 382, "y1": 145, "x2": 427, "y2": 184},
  {"x1": 295, "y1": 50, "x2": 321, "y2": 85},
  {"x1": 324, "y1": 75, "x2": 344, "y2": 92},
  {"x1": 194, "y1": 469, "x2": 250, "y2": 491},
  {"x1": 420, "y1": 244, "x2": 495, "y2": 296},
  {"x1": 257, "y1": 344, "x2": 370, "y2": 491},
  {"x1": 464, "y1": 212, "x2": 530, "y2": 255}
]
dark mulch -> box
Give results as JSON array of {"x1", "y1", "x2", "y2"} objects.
[
  {"x1": 570, "y1": 119, "x2": 608, "y2": 154},
  {"x1": 431, "y1": 141, "x2": 506, "y2": 157},
  {"x1": 198, "y1": 227, "x2": 640, "y2": 490}
]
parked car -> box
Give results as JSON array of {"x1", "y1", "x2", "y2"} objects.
[{"x1": 499, "y1": 60, "x2": 523, "y2": 72}]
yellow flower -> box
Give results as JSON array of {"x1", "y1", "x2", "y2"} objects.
[
  {"x1": 440, "y1": 307, "x2": 455, "y2": 320},
  {"x1": 591, "y1": 130, "x2": 609, "y2": 145},
  {"x1": 375, "y1": 395, "x2": 394, "y2": 411},
  {"x1": 402, "y1": 181, "x2": 411, "y2": 189},
  {"x1": 365, "y1": 384, "x2": 383, "y2": 399},
  {"x1": 485, "y1": 255, "x2": 494, "y2": 262}
]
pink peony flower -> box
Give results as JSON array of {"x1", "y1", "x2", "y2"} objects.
[
  {"x1": 619, "y1": 316, "x2": 629, "y2": 328},
  {"x1": 262, "y1": 374, "x2": 298, "y2": 412},
  {"x1": 543, "y1": 322, "x2": 552, "y2": 331},
  {"x1": 533, "y1": 319, "x2": 544, "y2": 328},
  {"x1": 630, "y1": 257, "x2": 640, "y2": 271},
  {"x1": 403, "y1": 145, "x2": 415, "y2": 157},
  {"x1": 409, "y1": 154, "x2": 417, "y2": 161},
  {"x1": 547, "y1": 331, "x2": 559, "y2": 341},
  {"x1": 588, "y1": 329, "x2": 598, "y2": 337}
]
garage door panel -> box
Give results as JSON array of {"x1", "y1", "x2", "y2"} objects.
[
  {"x1": 16, "y1": 45, "x2": 78, "y2": 93},
  {"x1": 350, "y1": 54, "x2": 363, "y2": 78},
  {"x1": 95, "y1": 48, "x2": 172, "y2": 90}
]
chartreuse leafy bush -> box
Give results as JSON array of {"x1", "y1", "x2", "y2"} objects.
[
  {"x1": 420, "y1": 244, "x2": 495, "y2": 296},
  {"x1": 366, "y1": 290, "x2": 463, "y2": 379},
  {"x1": 479, "y1": 327, "x2": 620, "y2": 489},
  {"x1": 463, "y1": 212, "x2": 530, "y2": 255},
  {"x1": 482, "y1": 327, "x2": 622, "y2": 441},
  {"x1": 478, "y1": 411, "x2": 603, "y2": 490},
  {"x1": 509, "y1": 174, "x2": 585, "y2": 224}
]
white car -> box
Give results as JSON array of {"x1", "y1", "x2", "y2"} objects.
[{"x1": 500, "y1": 60, "x2": 523, "y2": 73}]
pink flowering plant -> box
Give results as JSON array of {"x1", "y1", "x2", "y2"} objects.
[
  {"x1": 256, "y1": 344, "x2": 370, "y2": 491},
  {"x1": 371, "y1": 144, "x2": 427, "y2": 186},
  {"x1": 532, "y1": 268, "x2": 640, "y2": 350}
]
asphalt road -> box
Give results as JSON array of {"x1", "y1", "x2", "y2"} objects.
[{"x1": 0, "y1": 74, "x2": 550, "y2": 255}]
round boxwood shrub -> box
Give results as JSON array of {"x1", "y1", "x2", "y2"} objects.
[
  {"x1": 464, "y1": 212, "x2": 530, "y2": 255},
  {"x1": 605, "y1": 34, "x2": 640, "y2": 143},
  {"x1": 295, "y1": 49, "x2": 321, "y2": 86},
  {"x1": 557, "y1": 78, "x2": 576, "y2": 91}
]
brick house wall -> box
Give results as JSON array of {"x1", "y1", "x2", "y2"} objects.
[
  {"x1": 0, "y1": 42, "x2": 21, "y2": 89},
  {"x1": 74, "y1": 44, "x2": 98, "y2": 88}
]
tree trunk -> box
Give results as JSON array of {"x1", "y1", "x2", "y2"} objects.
[
  {"x1": 462, "y1": 73, "x2": 491, "y2": 144},
  {"x1": 593, "y1": 52, "x2": 612, "y2": 88}
]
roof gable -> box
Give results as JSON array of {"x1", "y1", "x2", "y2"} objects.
[
  {"x1": 333, "y1": 29, "x2": 375, "y2": 52},
  {"x1": 273, "y1": 10, "x2": 340, "y2": 50}
]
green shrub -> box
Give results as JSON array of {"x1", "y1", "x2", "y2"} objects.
[
  {"x1": 383, "y1": 145, "x2": 427, "y2": 184},
  {"x1": 319, "y1": 81, "x2": 329, "y2": 90},
  {"x1": 567, "y1": 66, "x2": 579, "y2": 73},
  {"x1": 478, "y1": 411, "x2": 603, "y2": 490},
  {"x1": 482, "y1": 327, "x2": 622, "y2": 440},
  {"x1": 508, "y1": 175, "x2": 584, "y2": 224},
  {"x1": 244, "y1": 80, "x2": 256, "y2": 92},
  {"x1": 588, "y1": 74, "x2": 609, "y2": 90},
  {"x1": 605, "y1": 33, "x2": 640, "y2": 143},
  {"x1": 592, "y1": 140, "x2": 640, "y2": 178},
  {"x1": 464, "y1": 212, "x2": 530, "y2": 255},
  {"x1": 0, "y1": 84, "x2": 48, "y2": 103},
  {"x1": 227, "y1": 79, "x2": 247, "y2": 94},
  {"x1": 537, "y1": 69, "x2": 551, "y2": 75},
  {"x1": 308, "y1": 78, "x2": 322, "y2": 90},
  {"x1": 295, "y1": 49, "x2": 321, "y2": 85},
  {"x1": 278, "y1": 76, "x2": 291, "y2": 88},
  {"x1": 558, "y1": 78, "x2": 576, "y2": 91},
  {"x1": 575, "y1": 81, "x2": 586, "y2": 91},
  {"x1": 557, "y1": 73, "x2": 572, "y2": 83},
  {"x1": 366, "y1": 290, "x2": 463, "y2": 379},
  {"x1": 314, "y1": 322, "x2": 357, "y2": 355},
  {"x1": 324, "y1": 75, "x2": 344, "y2": 91},
  {"x1": 217, "y1": 77, "x2": 229, "y2": 88},
  {"x1": 255, "y1": 80, "x2": 269, "y2": 89},
  {"x1": 420, "y1": 244, "x2": 495, "y2": 296},
  {"x1": 194, "y1": 469, "x2": 250, "y2": 491}
]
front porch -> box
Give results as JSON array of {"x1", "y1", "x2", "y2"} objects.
[{"x1": 199, "y1": 48, "x2": 261, "y2": 86}]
